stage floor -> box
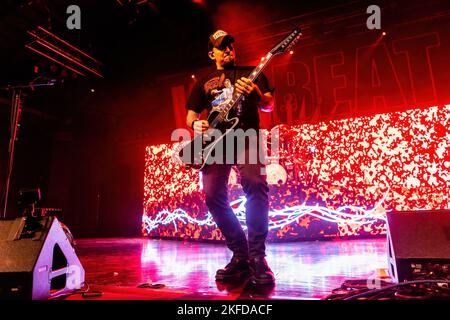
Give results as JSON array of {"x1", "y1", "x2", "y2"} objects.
[{"x1": 71, "y1": 237, "x2": 388, "y2": 300}]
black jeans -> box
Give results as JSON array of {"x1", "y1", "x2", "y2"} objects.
[{"x1": 202, "y1": 160, "x2": 269, "y2": 259}]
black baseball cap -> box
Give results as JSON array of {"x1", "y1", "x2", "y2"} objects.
[{"x1": 208, "y1": 30, "x2": 235, "y2": 50}]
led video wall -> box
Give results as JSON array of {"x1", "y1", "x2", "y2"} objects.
[{"x1": 142, "y1": 105, "x2": 450, "y2": 241}]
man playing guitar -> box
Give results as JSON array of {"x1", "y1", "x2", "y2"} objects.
[{"x1": 185, "y1": 30, "x2": 275, "y2": 285}]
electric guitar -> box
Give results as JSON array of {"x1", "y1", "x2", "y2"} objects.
[{"x1": 179, "y1": 27, "x2": 302, "y2": 170}]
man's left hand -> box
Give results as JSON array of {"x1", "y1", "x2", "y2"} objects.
[{"x1": 235, "y1": 77, "x2": 259, "y2": 97}]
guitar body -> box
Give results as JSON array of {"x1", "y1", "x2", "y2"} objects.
[{"x1": 179, "y1": 110, "x2": 239, "y2": 170}]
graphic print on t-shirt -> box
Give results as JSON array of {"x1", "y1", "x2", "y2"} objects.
[{"x1": 204, "y1": 74, "x2": 243, "y2": 115}]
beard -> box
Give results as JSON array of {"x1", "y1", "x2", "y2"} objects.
[{"x1": 222, "y1": 55, "x2": 235, "y2": 69}]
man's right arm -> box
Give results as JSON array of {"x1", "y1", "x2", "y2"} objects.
[
  {"x1": 186, "y1": 109, "x2": 199, "y2": 129},
  {"x1": 185, "y1": 78, "x2": 210, "y2": 134},
  {"x1": 186, "y1": 109, "x2": 209, "y2": 134}
]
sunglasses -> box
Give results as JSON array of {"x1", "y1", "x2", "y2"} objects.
[{"x1": 217, "y1": 42, "x2": 234, "y2": 51}]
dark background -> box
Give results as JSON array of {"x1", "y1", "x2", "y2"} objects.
[{"x1": 0, "y1": 0, "x2": 448, "y2": 237}]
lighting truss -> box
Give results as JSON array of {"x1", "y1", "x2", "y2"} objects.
[{"x1": 26, "y1": 26, "x2": 103, "y2": 78}]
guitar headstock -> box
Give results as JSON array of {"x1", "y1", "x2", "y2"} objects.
[{"x1": 270, "y1": 27, "x2": 302, "y2": 56}]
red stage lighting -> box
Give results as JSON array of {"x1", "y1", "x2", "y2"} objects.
[
  {"x1": 289, "y1": 50, "x2": 294, "y2": 55},
  {"x1": 382, "y1": 32, "x2": 386, "y2": 36}
]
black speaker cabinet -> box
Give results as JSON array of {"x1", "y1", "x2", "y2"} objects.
[
  {"x1": 0, "y1": 216, "x2": 85, "y2": 300},
  {"x1": 387, "y1": 210, "x2": 450, "y2": 283}
]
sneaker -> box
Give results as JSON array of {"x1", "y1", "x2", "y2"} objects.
[
  {"x1": 249, "y1": 257, "x2": 275, "y2": 285},
  {"x1": 215, "y1": 257, "x2": 250, "y2": 281}
]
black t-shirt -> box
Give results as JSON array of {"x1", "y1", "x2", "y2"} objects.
[{"x1": 185, "y1": 66, "x2": 273, "y2": 130}]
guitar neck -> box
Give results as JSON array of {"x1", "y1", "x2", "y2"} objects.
[{"x1": 248, "y1": 52, "x2": 274, "y2": 82}]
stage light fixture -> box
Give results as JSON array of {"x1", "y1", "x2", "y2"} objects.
[
  {"x1": 26, "y1": 26, "x2": 103, "y2": 78},
  {"x1": 18, "y1": 188, "x2": 41, "y2": 208}
]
